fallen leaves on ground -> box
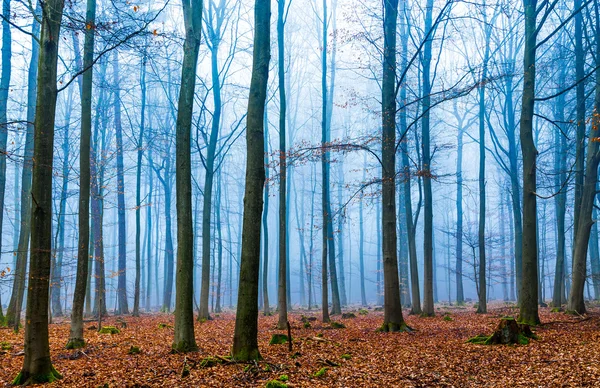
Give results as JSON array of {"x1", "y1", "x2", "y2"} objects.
[{"x1": 1, "y1": 303, "x2": 600, "y2": 387}]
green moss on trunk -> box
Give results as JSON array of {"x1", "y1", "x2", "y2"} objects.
[
  {"x1": 378, "y1": 321, "x2": 412, "y2": 332},
  {"x1": 12, "y1": 366, "x2": 62, "y2": 385},
  {"x1": 65, "y1": 338, "x2": 86, "y2": 349},
  {"x1": 172, "y1": 341, "x2": 198, "y2": 353},
  {"x1": 269, "y1": 334, "x2": 288, "y2": 345},
  {"x1": 468, "y1": 317, "x2": 537, "y2": 345}
]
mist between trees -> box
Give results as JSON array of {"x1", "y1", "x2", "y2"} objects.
[{"x1": 0, "y1": 0, "x2": 600, "y2": 383}]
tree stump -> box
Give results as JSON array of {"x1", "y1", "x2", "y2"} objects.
[{"x1": 468, "y1": 317, "x2": 537, "y2": 345}]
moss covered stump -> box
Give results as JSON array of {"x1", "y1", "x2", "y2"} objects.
[
  {"x1": 468, "y1": 317, "x2": 537, "y2": 345},
  {"x1": 269, "y1": 334, "x2": 288, "y2": 345}
]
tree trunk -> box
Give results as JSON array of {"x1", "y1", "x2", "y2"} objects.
[
  {"x1": 421, "y1": 0, "x2": 435, "y2": 317},
  {"x1": 399, "y1": 0, "x2": 420, "y2": 314},
  {"x1": 13, "y1": 0, "x2": 64, "y2": 383},
  {"x1": 476, "y1": 11, "x2": 491, "y2": 314},
  {"x1": 6, "y1": 2, "x2": 40, "y2": 329},
  {"x1": 163, "y1": 156, "x2": 175, "y2": 312},
  {"x1": 276, "y1": 0, "x2": 289, "y2": 329},
  {"x1": 262, "y1": 113, "x2": 270, "y2": 315},
  {"x1": 359, "y1": 155, "x2": 367, "y2": 306},
  {"x1": 552, "y1": 56, "x2": 567, "y2": 307},
  {"x1": 113, "y1": 51, "x2": 129, "y2": 315},
  {"x1": 91, "y1": 90, "x2": 107, "y2": 318},
  {"x1": 0, "y1": 0, "x2": 12, "y2": 298},
  {"x1": 518, "y1": 0, "x2": 540, "y2": 326},
  {"x1": 68, "y1": 0, "x2": 97, "y2": 349},
  {"x1": 381, "y1": 0, "x2": 407, "y2": 332},
  {"x1": 321, "y1": 0, "x2": 341, "y2": 320},
  {"x1": 215, "y1": 171, "x2": 223, "y2": 313},
  {"x1": 134, "y1": 54, "x2": 147, "y2": 317},
  {"x1": 573, "y1": 0, "x2": 585, "y2": 249},
  {"x1": 455, "y1": 111, "x2": 465, "y2": 304},
  {"x1": 567, "y1": 7, "x2": 600, "y2": 313},
  {"x1": 145, "y1": 147, "x2": 153, "y2": 311},
  {"x1": 172, "y1": 0, "x2": 201, "y2": 352},
  {"x1": 232, "y1": 0, "x2": 270, "y2": 361},
  {"x1": 51, "y1": 87, "x2": 74, "y2": 317}
]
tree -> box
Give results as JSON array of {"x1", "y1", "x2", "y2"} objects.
[
  {"x1": 518, "y1": 0, "x2": 540, "y2": 326},
  {"x1": 68, "y1": 0, "x2": 97, "y2": 349},
  {"x1": 133, "y1": 52, "x2": 148, "y2": 317},
  {"x1": 198, "y1": 0, "x2": 233, "y2": 321},
  {"x1": 567, "y1": 1, "x2": 600, "y2": 314},
  {"x1": 5, "y1": 1, "x2": 41, "y2": 329},
  {"x1": 113, "y1": 50, "x2": 129, "y2": 315},
  {"x1": 552, "y1": 39, "x2": 568, "y2": 308},
  {"x1": 320, "y1": 0, "x2": 342, "y2": 321},
  {"x1": 12, "y1": 0, "x2": 65, "y2": 383},
  {"x1": 399, "y1": 0, "x2": 421, "y2": 314},
  {"x1": 421, "y1": 0, "x2": 435, "y2": 317},
  {"x1": 0, "y1": 1, "x2": 11, "y2": 278},
  {"x1": 476, "y1": 1, "x2": 495, "y2": 314},
  {"x1": 277, "y1": 0, "x2": 289, "y2": 331},
  {"x1": 380, "y1": 0, "x2": 408, "y2": 332},
  {"x1": 231, "y1": 0, "x2": 270, "y2": 361},
  {"x1": 173, "y1": 0, "x2": 202, "y2": 352}
]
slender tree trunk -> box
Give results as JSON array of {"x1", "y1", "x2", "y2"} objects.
[
  {"x1": 503, "y1": 27, "x2": 523, "y2": 302},
  {"x1": 51, "y1": 88, "x2": 73, "y2": 317},
  {"x1": 321, "y1": 0, "x2": 341, "y2": 320},
  {"x1": 172, "y1": 0, "x2": 201, "y2": 352},
  {"x1": 567, "y1": 8, "x2": 600, "y2": 313},
  {"x1": 6, "y1": 2, "x2": 40, "y2": 329},
  {"x1": 359, "y1": 155, "x2": 367, "y2": 306},
  {"x1": 277, "y1": 0, "x2": 289, "y2": 329},
  {"x1": 91, "y1": 89, "x2": 107, "y2": 318},
  {"x1": 295, "y1": 178, "x2": 307, "y2": 306},
  {"x1": 145, "y1": 147, "x2": 153, "y2": 311},
  {"x1": 573, "y1": 0, "x2": 585, "y2": 248},
  {"x1": 552, "y1": 58, "x2": 567, "y2": 307},
  {"x1": 215, "y1": 171, "x2": 223, "y2": 313},
  {"x1": 199, "y1": 31, "x2": 222, "y2": 323},
  {"x1": 455, "y1": 113, "x2": 465, "y2": 304},
  {"x1": 13, "y1": 0, "x2": 64, "y2": 383},
  {"x1": 590, "y1": 204, "x2": 600, "y2": 299},
  {"x1": 421, "y1": 0, "x2": 435, "y2": 317},
  {"x1": 232, "y1": 0, "x2": 270, "y2": 361},
  {"x1": 518, "y1": 0, "x2": 540, "y2": 326},
  {"x1": 0, "y1": 0, "x2": 12, "y2": 292},
  {"x1": 68, "y1": 0, "x2": 97, "y2": 349},
  {"x1": 476, "y1": 12, "x2": 491, "y2": 313},
  {"x1": 337, "y1": 161, "x2": 347, "y2": 306},
  {"x1": 134, "y1": 54, "x2": 147, "y2": 317},
  {"x1": 500, "y1": 185, "x2": 508, "y2": 301},
  {"x1": 262, "y1": 108, "x2": 270, "y2": 316},
  {"x1": 381, "y1": 0, "x2": 407, "y2": 331}
]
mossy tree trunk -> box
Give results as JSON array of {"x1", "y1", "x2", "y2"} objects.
[
  {"x1": 232, "y1": 0, "x2": 270, "y2": 361},
  {"x1": 68, "y1": 0, "x2": 97, "y2": 349},
  {"x1": 173, "y1": 0, "x2": 202, "y2": 353},
  {"x1": 14, "y1": 0, "x2": 65, "y2": 383}
]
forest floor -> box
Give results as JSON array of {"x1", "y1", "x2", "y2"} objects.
[{"x1": 1, "y1": 303, "x2": 600, "y2": 387}]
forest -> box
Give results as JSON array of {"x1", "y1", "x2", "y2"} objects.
[{"x1": 1, "y1": 0, "x2": 600, "y2": 386}]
